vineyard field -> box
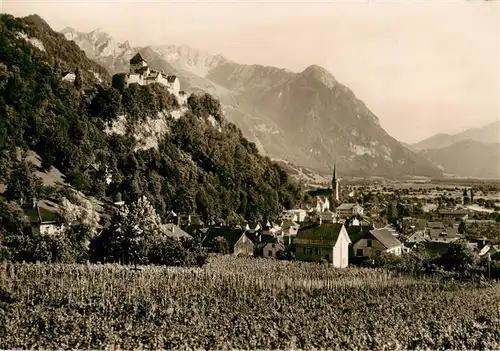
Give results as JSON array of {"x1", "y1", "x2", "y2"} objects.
[{"x1": 1, "y1": 256, "x2": 499, "y2": 349}]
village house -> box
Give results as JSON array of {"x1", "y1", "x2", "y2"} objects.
[
  {"x1": 23, "y1": 199, "x2": 62, "y2": 236},
  {"x1": 161, "y1": 223, "x2": 192, "y2": 240},
  {"x1": 178, "y1": 214, "x2": 204, "y2": 228},
  {"x1": 262, "y1": 221, "x2": 280, "y2": 236},
  {"x1": 125, "y1": 53, "x2": 181, "y2": 96},
  {"x1": 406, "y1": 230, "x2": 427, "y2": 244},
  {"x1": 425, "y1": 221, "x2": 459, "y2": 243},
  {"x1": 201, "y1": 227, "x2": 255, "y2": 255},
  {"x1": 428, "y1": 227, "x2": 459, "y2": 243},
  {"x1": 312, "y1": 196, "x2": 330, "y2": 213},
  {"x1": 336, "y1": 203, "x2": 364, "y2": 218},
  {"x1": 262, "y1": 239, "x2": 286, "y2": 258},
  {"x1": 293, "y1": 220, "x2": 351, "y2": 268},
  {"x1": 281, "y1": 219, "x2": 300, "y2": 236},
  {"x1": 352, "y1": 228, "x2": 403, "y2": 258},
  {"x1": 282, "y1": 209, "x2": 307, "y2": 222}
]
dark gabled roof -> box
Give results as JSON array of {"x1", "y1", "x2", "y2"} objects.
[
  {"x1": 161, "y1": 223, "x2": 192, "y2": 240},
  {"x1": 202, "y1": 227, "x2": 249, "y2": 248},
  {"x1": 429, "y1": 228, "x2": 444, "y2": 238},
  {"x1": 167, "y1": 75, "x2": 178, "y2": 83},
  {"x1": 23, "y1": 200, "x2": 59, "y2": 224},
  {"x1": 294, "y1": 223, "x2": 344, "y2": 246},
  {"x1": 130, "y1": 52, "x2": 146, "y2": 64},
  {"x1": 245, "y1": 231, "x2": 260, "y2": 244},
  {"x1": 369, "y1": 229, "x2": 402, "y2": 249},
  {"x1": 183, "y1": 224, "x2": 207, "y2": 236},
  {"x1": 347, "y1": 224, "x2": 373, "y2": 244},
  {"x1": 260, "y1": 234, "x2": 277, "y2": 243},
  {"x1": 408, "y1": 231, "x2": 427, "y2": 242}
]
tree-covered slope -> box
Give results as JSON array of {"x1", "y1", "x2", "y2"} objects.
[{"x1": 0, "y1": 14, "x2": 301, "y2": 222}]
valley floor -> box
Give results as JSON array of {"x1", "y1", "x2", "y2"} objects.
[{"x1": 1, "y1": 256, "x2": 499, "y2": 349}]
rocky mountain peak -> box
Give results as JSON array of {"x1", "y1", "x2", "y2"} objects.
[
  {"x1": 299, "y1": 64, "x2": 337, "y2": 88},
  {"x1": 148, "y1": 44, "x2": 229, "y2": 77}
]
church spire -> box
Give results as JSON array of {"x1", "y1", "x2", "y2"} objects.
[
  {"x1": 332, "y1": 160, "x2": 339, "y2": 202},
  {"x1": 332, "y1": 161, "x2": 337, "y2": 190}
]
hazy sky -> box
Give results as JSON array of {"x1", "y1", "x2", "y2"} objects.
[{"x1": 3, "y1": 0, "x2": 500, "y2": 143}]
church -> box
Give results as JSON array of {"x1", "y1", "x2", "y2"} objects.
[{"x1": 308, "y1": 162, "x2": 340, "y2": 202}]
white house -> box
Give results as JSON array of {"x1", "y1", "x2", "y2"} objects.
[
  {"x1": 336, "y1": 203, "x2": 364, "y2": 218},
  {"x1": 282, "y1": 209, "x2": 307, "y2": 223},
  {"x1": 312, "y1": 196, "x2": 330, "y2": 213},
  {"x1": 281, "y1": 220, "x2": 300, "y2": 236},
  {"x1": 406, "y1": 231, "x2": 427, "y2": 244},
  {"x1": 262, "y1": 240, "x2": 285, "y2": 258},
  {"x1": 353, "y1": 228, "x2": 403, "y2": 258},
  {"x1": 294, "y1": 222, "x2": 351, "y2": 268}
]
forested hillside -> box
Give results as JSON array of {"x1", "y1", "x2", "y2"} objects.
[{"x1": 0, "y1": 14, "x2": 301, "y2": 223}]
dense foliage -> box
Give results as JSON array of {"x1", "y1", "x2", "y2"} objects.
[
  {"x1": 368, "y1": 242, "x2": 500, "y2": 280},
  {"x1": 1, "y1": 257, "x2": 499, "y2": 349},
  {"x1": 0, "y1": 14, "x2": 301, "y2": 224}
]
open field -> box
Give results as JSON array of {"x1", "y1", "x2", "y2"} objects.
[{"x1": 1, "y1": 256, "x2": 499, "y2": 349}]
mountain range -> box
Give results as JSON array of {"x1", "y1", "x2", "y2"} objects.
[
  {"x1": 60, "y1": 27, "x2": 441, "y2": 178},
  {"x1": 411, "y1": 120, "x2": 499, "y2": 151},
  {"x1": 411, "y1": 121, "x2": 500, "y2": 179}
]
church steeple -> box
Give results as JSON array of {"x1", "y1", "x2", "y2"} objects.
[
  {"x1": 332, "y1": 160, "x2": 339, "y2": 202},
  {"x1": 332, "y1": 161, "x2": 337, "y2": 190}
]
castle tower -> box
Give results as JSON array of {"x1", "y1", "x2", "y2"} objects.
[{"x1": 129, "y1": 52, "x2": 147, "y2": 74}]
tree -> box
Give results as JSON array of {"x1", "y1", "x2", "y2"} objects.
[
  {"x1": 458, "y1": 221, "x2": 467, "y2": 234},
  {"x1": 74, "y1": 68, "x2": 82, "y2": 91},
  {"x1": 206, "y1": 236, "x2": 230, "y2": 254},
  {"x1": 4, "y1": 158, "x2": 42, "y2": 205},
  {"x1": 94, "y1": 196, "x2": 161, "y2": 265},
  {"x1": 112, "y1": 73, "x2": 127, "y2": 93},
  {"x1": 0, "y1": 197, "x2": 28, "y2": 238},
  {"x1": 387, "y1": 202, "x2": 398, "y2": 224},
  {"x1": 439, "y1": 242, "x2": 477, "y2": 273},
  {"x1": 59, "y1": 194, "x2": 101, "y2": 262}
]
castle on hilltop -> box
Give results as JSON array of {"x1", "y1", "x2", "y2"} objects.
[{"x1": 125, "y1": 53, "x2": 186, "y2": 103}]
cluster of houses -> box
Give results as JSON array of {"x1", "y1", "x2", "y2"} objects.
[
  {"x1": 15, "y1": 191, "x2": 500, "y2": 267},
  {"x1": 155, "y1": 200, "x2": 409, "y2": 268}
]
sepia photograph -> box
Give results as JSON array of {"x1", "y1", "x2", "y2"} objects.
[{"x1": 0, "y1": 0, "x2": 499, "y2": 349}]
